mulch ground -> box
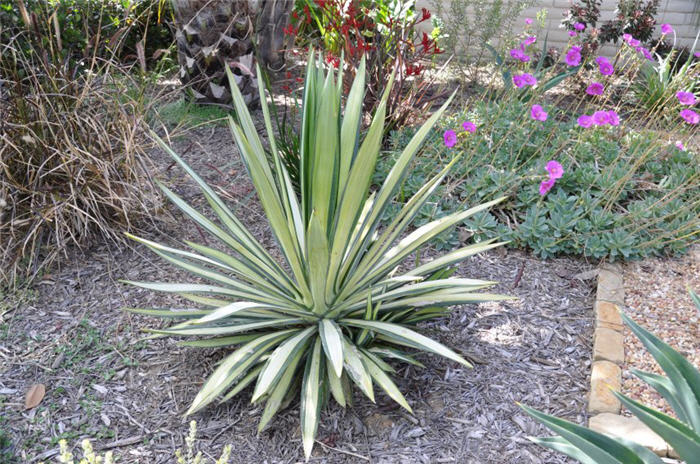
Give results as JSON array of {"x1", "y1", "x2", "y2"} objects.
[{"x1": 1, "y1": 125, "x2": 596, "y2": 463}]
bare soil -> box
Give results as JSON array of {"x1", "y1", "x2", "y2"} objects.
[{"x1": 1, "y1": 125, "x2": 596, "y2": 463}]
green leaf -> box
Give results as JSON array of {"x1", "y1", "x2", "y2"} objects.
[
  {"x1": 520, "y1": 404, "x2": 650, "y2": 464},
  {"x1": 301, "y1": 338, "x2": 324, "y2": 460},
  {"x1": 187, "y1": 330, "x2": 295, "y2": 415},
  {"x1": 341, "y1": 319, "x2": 471, "y2": 368},
  {"x1": 621, "y1": 312, "x2": 700, "y2": 430},
  {"x1": 148, "y1": 318, "x2": 303, "y2": 337},
  {"x1": 360, "y1": 351, "x2": 411, "y2": 413},
  {"x1": 252, "y1": 326, "x2": 317, "y2": 402},
  {"x1": 614, "y1": 392, "x2": 700, "y2": 461},
  {"x1": 258, "y1": 348, "x2": 306, "y2": 431},
  {"x1": 319, "y1": 319, "x2": 344, "y2": 377},
  {"x1": 342, "y1": 337, "x2": 374, "y2": 402}
]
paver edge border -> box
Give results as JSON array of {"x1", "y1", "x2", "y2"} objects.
[{"x1": 587, "y1": 263, "x2": 673, "y2": 457}]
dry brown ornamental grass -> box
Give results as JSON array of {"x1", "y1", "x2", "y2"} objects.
[{"x1": 0, "y1": 29, "x2": 159, "y2": 287}]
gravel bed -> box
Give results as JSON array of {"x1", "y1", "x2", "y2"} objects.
[
  {"x1": 621, "y1": 245, "x2": 700, "y2": 417},
  {"x1": 1, "y1": 126, "x2": 596, "y2": 463}
]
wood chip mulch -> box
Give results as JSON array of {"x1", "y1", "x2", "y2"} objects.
[{"x1": 621, "y1": 245, "x2": 700, "y2": 417}]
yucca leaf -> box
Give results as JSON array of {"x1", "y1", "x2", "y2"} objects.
[
  {"x1": 154, "y1": 182, "x2": 287, "y2": 285},
  {"x1": 341, "y1": 319, "x2": 471, "y2": 367},
  {"x1": 252, "y1": 326, "x2": 317, "y2": 402},
  {"x1": 375, "y1": 292, "x2": 512, "y2": 311},
  {"x1": 529, "y1": 437, "x2": 600, "y2": 464},
  {"x1": 326, "y1": 357, "x2": 346, "y2": 408},
  {"x1": 342, "y1": 338, "x2": 374, "y2": 402},
  {"x1": 178, "y1": 334, "x2": 258, "y2": 348},
  {"x1": 406, "y1": 240, "x2": 507, "y2": 277},
  {"x1": 360, "y1": 351, "x2": 411, "y2": 413},
  {"x1": 178, "y1": 293, "x2": 232, "y2": 307},
  {"x1": 520, "y1": 404, "x2": 650, "y2": 464},
  {"x1": 632, "y1": 370, "x2": 689, "y2": 425},
  {"x1": 328, "y1": 84, "x2": 387, "y2": 295},
  {"x1": 614, "y1": 392, "x2": 700, "y2": 461},
  {"x1": 307, "y1": 211, "x2": 330, "y2": 313},
  {"x1": 368, "y1": 346, "x2": 425, "y2": 368},
  {"x1": 351, "y1": 197, "x2": 506, "y2": 291},
  {"x1": 337, "y1": 57, "x2": 366, "y2": 198},
  {"x1": 228, "y1": 117, "x2": 310, "y2": 302},
  {"x1": 219, "y1": 363, "x2": 265, "y2": 403},
  {"x1": 147, "y1": 318, "x2": 303, "y2": 337},
  {"x1": 196, "y1": 302, "x2": 277, "y2": 324},
  {"x1": 336, "y1": 90, "x2": 457, "y2": 291},
  {"x1": 310, "y1": 68, "x2": 339, "y2": 234},
  {"x1": 258, "y1": 347, "x2": 307, "y2": 432},
  {"x1": 187, "y1": 330, "x2": 295, "y2": 415},
  {"x1": 621, "y1": 312, "x2": 700, "y2": 430},
  {"x1": 319, "y1": 319, "x2": 344, "y2": 377},
  {"x1": 150, "y1": 133, "x2": 285, "y2": 282},
  {"x1": 299, "y1": 51, "x2": 318, "y2": 221},
  {"x1": 356, "y1": 159, "x2": 459, "y2": 278},
  {"x1": 337, "y1": 278, "x2": 497, "y2": 313},
  {"x1": 360, "y1": 348, "x2": 396, "y2": 374},
  {"x1": 301, "y1": 338, "x2": 323, "y2": 460},
  {"x1": 124, "y1": 308, "x2": 209, "y2": 318},
  {"x1": 184, "y1": 240, "x2": 297, "y2": 300}
]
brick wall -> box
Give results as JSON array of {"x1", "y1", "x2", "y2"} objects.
[{"x1": 419, "y1": 0, "x2": 699, "y2": 57}]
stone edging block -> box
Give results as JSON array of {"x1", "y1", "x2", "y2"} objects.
[{"x1": 587, "y1": 263, "x2": 675, "y2": 457}]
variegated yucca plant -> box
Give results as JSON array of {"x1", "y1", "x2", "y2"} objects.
[
  {"x1": 125, "y1": 54, "x2": 508, "y2": 459},
  {"x1": 522, "y1": 289, "x2": 700, "y2": 464}
]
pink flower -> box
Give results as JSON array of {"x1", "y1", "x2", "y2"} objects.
[
  {"x1": 574, "y1": 22, "x2": 585, "y2": 31},
  {"x1": 531, "y1": 104, "x2": 548, "y2": 121},
  {"x1": 565, "y1": 46, "x2": 582, "y2": 66},
  {"x1": 623, "y1": 35, "x2": 640, "y2": 47},
  {"x1": 639, "y1": 47, "x2": 654, "y2": 61},
  {"x1": 444, "y1": 129, "x2": 457, "y2": 147},
  {"x1": 675, "y1": 141, "x2": 685, "y2": 151},
  {"x1": 661, "y1": 23, "x2": 673, "y2": 35},
  {"x1": 595, "y1": 56, "x2": 614, "y2": 75},
  {"x1": 592, "y1": 110, "x2": 610, "y2": 125},
  {"x1": 510, "y1": 48, "x2": 531, "y2": 62},
  {"x1": 523, "y1": 36, "x2": 537, "y2": 46},
  {"x1": 577, "y1": 114, "x2": 594, "y2": 128},
  {"x1": 695, "y1": 52, "x2": 700, "y2": 58},
  {"x1": 462, "y1": 121, "x2": 476, "y2": 133},
  {"x1": 513, "y1": 73, "x2": 537, "y2": 88},
  {"x1": 680, "y1": 109, "x2": 699, "y2": 124},
  {"x1": 525, "y1": 18, "x2": 533, "y2": 25},
  {"x1": 569, "y1": 31, "x2": 577, "y2": 37},
  {"x1": 676, "y1": 91, "x2": 697, "y2": 105},
  {"x1": 607, "y1": 110, "x2": 620, "y2": 126},
  {"x1": 546, "y1": 160, "x2": 564, "y2": 179},
  {"x1": 586, "y1": 82, "x2": 604, "y2": 95},
  {"x1": 539, "y1": 178, "x2": 556, "y2": 196}
]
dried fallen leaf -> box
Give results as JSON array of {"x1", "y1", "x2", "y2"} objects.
[{"x1": 25, "y1": 383, "x2": 45, "y2": 409}]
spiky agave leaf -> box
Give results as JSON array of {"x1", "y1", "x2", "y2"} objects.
[
  {"x1": 522, "y1": 295, "x2": 700, "y2": 463},
  {"x1": 126, "y1": 53, "x2": 509, "y2": 460}
]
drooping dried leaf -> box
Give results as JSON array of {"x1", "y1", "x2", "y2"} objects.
[{"x1": 25, "y1": 383, "x2": 45, "y2": 409}]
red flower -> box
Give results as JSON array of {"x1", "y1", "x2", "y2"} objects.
[{"x1": 420, "y1": 8, "x2": 431, "y2": 22}]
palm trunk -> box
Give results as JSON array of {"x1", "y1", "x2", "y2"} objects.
[{"x1": 172, "y1": 0, "x2": 294, "y2": 106}]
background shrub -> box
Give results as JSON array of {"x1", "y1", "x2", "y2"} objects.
[
  {"x1": 287, "y1": 0, "x2": 445, "y2": 131},
  {"x1": 0, "y1": 0, "x2": 173, "y2": 68},
  {"x1": 0, "y1": 9, "x2": 159, "y2": 287},
  {"x1": 430, "y1": 0, "x2": 536, "y2": 80}
]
